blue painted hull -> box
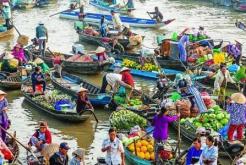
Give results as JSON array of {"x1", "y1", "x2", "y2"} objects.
[
  {"x1": 110, "y1": 61, "x2": 182, "y2": 79},
  {"x1": 60, "y1": 10, "x2": 166, "y2": 28},
  {"x1": 89, "y1": 0, "x2": 128, "y2": 13}
]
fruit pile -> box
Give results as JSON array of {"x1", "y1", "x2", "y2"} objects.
[
  {"x1": 127, "y1": 137, "x2": 155, "y2": 161},
  {"x1": 180, "y1": 105, "x2": 230, "y2": 131},
  {"x1": 110, "y1": 110, "x2": 147, "y2": 131},
  {"x1": 122, "y1": 59, "x2": 159, "y2": 72}
]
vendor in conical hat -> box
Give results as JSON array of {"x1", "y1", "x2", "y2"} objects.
[
  {"x1": 0, "y1": 89, "x2": 10, "y2": 142},
  {"x1": 95, "y1": 46, "x2": 108, "y2": 62},
  {"x1": 76, "y1": 87, "x2": 93, "y2": 114},
  {"x1": 226, "y1": 92, "x2": 246, "y2": 142},
  {"x1": 12, "y1": 43, "x2": 27, "y2": 64}
]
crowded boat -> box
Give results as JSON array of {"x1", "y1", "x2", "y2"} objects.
[{"x1": 0, "y1": 0, "x2": 245, "y2": 164}]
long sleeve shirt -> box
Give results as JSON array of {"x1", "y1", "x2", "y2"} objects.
[
  {"x1": 214, "y1": 70, "x2": 235, "y2": 90},
  {"x1": 186, "y1": 146, "x2": 202, "y2": 165},
  {"x1": 152, "y1": 114, "x2": 178, "y2": 140},
  {"x1": 226, "y1": 103, "x2": 246, "y2": 125},
  {"x1": 199, "y1": 145, "x2": 218, "y2": 165}
]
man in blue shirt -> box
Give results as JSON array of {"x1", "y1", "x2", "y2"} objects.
[
  {"x1": 36, "y1": 22, "x2": 48, "y2": 57},
  {"x1": 31, "y1": 66, "x2": 46, "y2": 94},
  {"x1": 186, "y1": 137, "x2": 203, "y2": 165}
]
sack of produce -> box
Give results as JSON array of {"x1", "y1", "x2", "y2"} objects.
[
  {"x1": 176, "y1": 99, "x2": 191, "y2": 118},
  {"x1": 228, "y1": 64, "x2": 239, "y2": 73},
  {"x1": 129, "y1": 34, "x2": 142, "y2": 46},
  {"x1": 38, "y1": 63, "x2": 50, "y2": 73},
  {"x1": 54, "y1": 99, "x2": 73, "y2": 111},
  {"x1": 213, "y1": 52, "x2": 225, "y2": 64},
  {"x1": 17, "y1": 35, "x2": 29, "y2": 46}
]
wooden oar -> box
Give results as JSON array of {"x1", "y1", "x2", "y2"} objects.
[
  {"x1": 0, "y1": 125, "x2": 39, "y2": 161},
  {"x1": 49, "y1": 7, "x2": 79, "y2": 17},
  {"x1": 174, "y1": 105, "x2": 181, "y2": 156}
]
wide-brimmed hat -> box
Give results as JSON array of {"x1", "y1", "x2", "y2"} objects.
[
  {"x1": 78, "y1": 87, "x2": 88, "y2": 93},
  {"x1": 231, "y1": 93, "x2": 246, "y2": 104},
  {"x1": 3, "y1": 51, "x2": 14, "y2": 60},
  {"x1": 0, "y1": 90, "x2": 7, "y2": 95},
  {"x1": 34, "y1": 58, "x2": 44, "y2": 64},
  {"x1": 95, "y1": 46, "x2": 106, "y2": 54},
  {"x1": 72, "y1": 148, "x2": 85, "y2": 159},
  {"x1": 120, "y1": 67, "x2": 130, "y2": 73}
]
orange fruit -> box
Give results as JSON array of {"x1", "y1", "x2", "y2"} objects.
[
  {"x1": 140, "y1": 146, "x2": 147, "y2": 153},
  {"x1": 145, "y1": 152, "x2": 150, "y2": 160},
  {"x1": 147, "y1": 145, "x2": 154, "y2": 152},
  {"x1": 137, "y1": 152, "x2": 145, "y2": 159},
  {"x1": 150, "y1": 152, "x2": 155, "y2": 160}
]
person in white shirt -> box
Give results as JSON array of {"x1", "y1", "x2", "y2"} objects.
[
  {"x1": 111, "y1": 10, "x2": 123, "y2": 31},
  {"x1": 100, "y1": 63, "x2": 122, "y2": 93},
  {"x1": 101, "y1": 128, "x2": 125, "y2": 165}
]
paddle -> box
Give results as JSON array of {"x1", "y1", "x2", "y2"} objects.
[
  {"x1": 79, "y1": 109, "x2": 99, "y2": 123},
  {"x1": 174, "y1": 105, "x2": 181, "y2": 156},
  {"x1": 0, "y1": 125, "x2": 39, "y2": 161},
  {"x1": 49, "y1": 7, "x2": 79, "y2": 17}
]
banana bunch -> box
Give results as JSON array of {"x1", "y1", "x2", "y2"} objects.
[
  {"x1": 122, "y1": 59, "x2": 138, "y2": 68},
  {"x1": 142, "y1": 63, "x2": 159, "y2": 72},
  {"x1": 122, "y1": 59, "x2": 160, "y2": 72}
]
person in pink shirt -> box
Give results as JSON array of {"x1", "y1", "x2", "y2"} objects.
[{"x1": 11, "y1": 44, "x2": 27, "y2": 64}]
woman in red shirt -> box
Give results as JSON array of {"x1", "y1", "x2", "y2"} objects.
[
  {"x1": 118, "y1": 67, "x2": 135, "y2": 102},
  {"x1": 95, "y1": 46, "x2": 108, "y2": 62}
]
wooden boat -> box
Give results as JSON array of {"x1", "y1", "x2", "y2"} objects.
[
  {"x1": 5, "y1": 134, "x2": 20, "y2": 164},
  {"x1": 60, "y1": 11, "x2": 175, "y2": 28},
  {"x1": 11, "y1": 0, "x2": 49, "y2": 9},
  {"x1": 89, "y1": 0, "x2": 129, "y2": 14},
  {"x1": 50, "y1": 71, "x2": 112, "y2": 106},
  {"x1": 22, "y1": 84, "x2": 94, "y2": 122},
  {"x1": 77, "y1": 29, "x2": 131, "y2": 49},
  {"x1": 0, "y1": 71, "x2": 22, "y2": 90},
  {"x1": 0, "y1": 27, "x2": 14, "y2": 38},
  {"x1": 25, "y1": 47, "x2": 112, "y2": 75},
  {"x1": 233, "y1": 1, "x2": 246, "y2": 12}
]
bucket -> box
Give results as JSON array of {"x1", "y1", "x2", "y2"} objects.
[{"x1": 35, "y1": 84, "x2": 42, "y2": 92}]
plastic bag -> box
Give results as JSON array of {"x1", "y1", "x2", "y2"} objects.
[
  {"x1": 235, "y1": 66, "x2": 246, "y2": 81},
  {"x1": 171, "y1": 32, "x2": 178, "y2": 41},
  {"x1": 54, "y1": 99, "x2": 73, "y2": 111},
  {"x1": 38, "y1": 63, "x2": 50, "y2": 73}
]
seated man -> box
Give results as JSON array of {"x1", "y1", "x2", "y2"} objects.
[
  {"x1": 147, "y1": 7, "x2": 163, "y2": 22},
  {"x1": 28, "y1": 121, "x2": 52, "y2": 151},
  {"x1": 31, "y1": 66, "x2": 46, "y2": 94}
]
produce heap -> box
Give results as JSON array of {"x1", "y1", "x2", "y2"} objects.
[
  {"x1": 180, "y1": 105, "x2": 230, "y2": 132},
  {"x1": 110, "y1": 110, "x2": 147, "y2": 131},
  {"x1": 122, "y1": 59, "x2": 159, "y2": 72},
  {"x1": 32, "y1": 90, "x2": 74, "y2": 111}
]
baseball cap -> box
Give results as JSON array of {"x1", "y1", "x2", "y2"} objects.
[{"x1": 60, "y1": 142, "x2": 70, "y2": 150}]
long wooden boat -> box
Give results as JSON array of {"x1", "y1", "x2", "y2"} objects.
[
  {"x1": 124, "y1": 146, "x2": 153, "y2": 165},
  {"x1": 22, "y1": 85, "x2": 94, "y2": 122},
  {"x1": 77, "y1": 29, "x2": 131, "y2": 49},
  {"x1": 0, "y1": 72, "x2": 22, "y2": 90},
  {"x1": 50, "y1": 71, "x2": 112, "y2": 106},
  {"x1": 0, "y1": 27, "x2": 14, "y2": 38},
  {"x1": 11, "y1": 0, "x2": 49, "y2": 9},
  {"x1": 89, "y1": 0, "x2": 129, "y2": 14},
  {"x1": 6, "y1": 134, "x2": 20, "y2": 164},
  {"x1": 233, "y1": 1, "x2": 246, "y2": 12},
  {"x1": 25, "y1": 46, "x2": 112, "y2": 75},
  {"x1": 60, "y1": 11, "x2": 175, "y2": 28}
]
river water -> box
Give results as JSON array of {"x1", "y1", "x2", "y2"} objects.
[{"x1": 0, "y1": 0, "x2": 245, "y2": 164}]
